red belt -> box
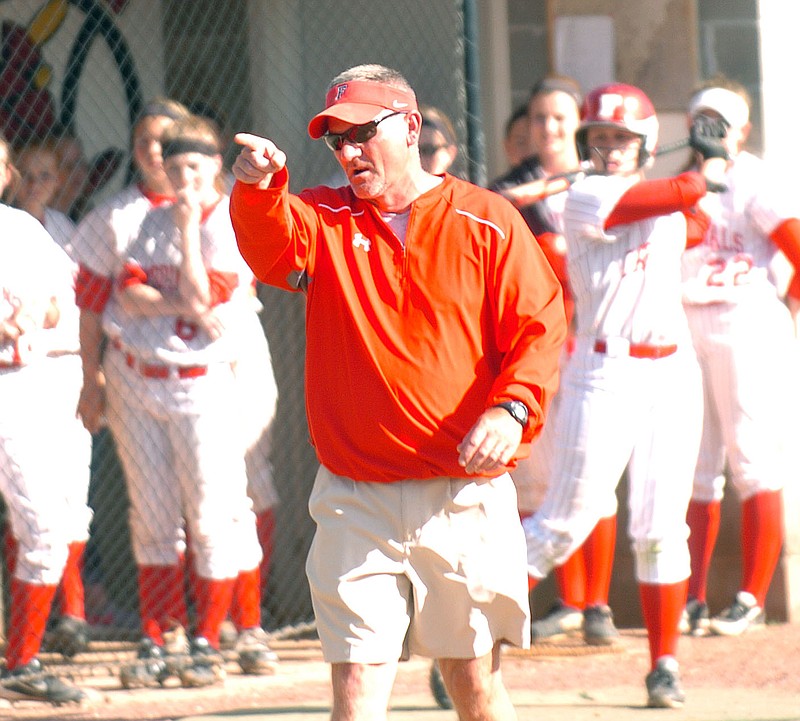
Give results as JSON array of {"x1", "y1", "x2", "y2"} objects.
[
  {"x1": 593, "y1": 339, "x2": 678, "y2": 360},
  {"x1": 111, "y1": 339, "x2": 207, "y2": 379}
]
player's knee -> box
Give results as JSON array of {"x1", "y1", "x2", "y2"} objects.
[{"x1": 632, "y1": 536, "x2": 691, "y2": 584}]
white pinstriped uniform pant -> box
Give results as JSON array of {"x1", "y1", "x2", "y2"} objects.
[{"x1": 524, "y1": 337, "x2": 703, "y2": 585}]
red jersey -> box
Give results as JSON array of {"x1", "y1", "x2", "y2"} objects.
[{"x1": 231, "y1": 171, "x2": 566, "y2": 482}]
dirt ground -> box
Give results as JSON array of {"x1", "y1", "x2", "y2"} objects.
[{"x1": 2, "y1": 624, "x2": 798, "y2": 721}]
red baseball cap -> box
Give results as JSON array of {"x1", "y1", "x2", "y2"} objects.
[{"x1": 307, "y1": 80, "x2": 418, "y2": 139}]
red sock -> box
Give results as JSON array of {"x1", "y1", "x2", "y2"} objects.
[
  {"x1": 741, "y1": 490, "x2": 784, "y2": 606},
  {"x1": 686, "y1": 500, "x2": 721, "y2": 602},
  {"x1": 58, "y1": 541, "x2": 86, "y2": 619},
  {"x1": 138, "y1": 565, "x2": 188, "y2": 645},
  {"x1": 231, "y1": 567, "x2": 261, "y2": 630},
  {"x1": 639, "y1": 580, "x2": 688, "y2": 670},
  {"x1": 6, "y1": 579, "x2": 57, "y2": 670},
  {"x1": 584, "y1": 515, "x2": 617, "y2": 607},
  {"x1": 555, "y1": 546, "x2": 586, "y2": 609},
  {"x1": 194, "y1": 577, "x2": 234, "y2": 647},
  {"x1": 256, "y1": 508, "x2": 275, "y2": 593}
]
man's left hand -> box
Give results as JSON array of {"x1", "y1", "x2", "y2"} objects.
[{"x1": 457, "y1": 407, "x2": 523, "y2": 475}]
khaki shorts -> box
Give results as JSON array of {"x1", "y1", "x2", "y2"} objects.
[{"x1": 306, "y1": 466, "x2": 531, "y2": 664}]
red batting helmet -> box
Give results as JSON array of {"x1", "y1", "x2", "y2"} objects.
[{"x1": 575, "y1": 83, "x2": 659, "y2": 168}]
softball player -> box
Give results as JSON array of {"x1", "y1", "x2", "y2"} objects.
[
  {"x1": 522, "y1": 83, "x2": 725, "y2": 708},
  {"x1": 74, "y1": 102, "x2": 278, "y2": 683},
  {"x1": 0, "y1": 135, "x2": 87, "y2": 704},
  {"x1": 72, "y1": 102, "x2": 193, "y2": 677},
  {"x1": 680, "y1": 79, "x2": 800, "y2": 637},
  {"x1": 491, "y1": 76, "x2": 620, "y2": 646},
  {"x1": 12, "y1": 136, "x2": 93, "y2": 659}
]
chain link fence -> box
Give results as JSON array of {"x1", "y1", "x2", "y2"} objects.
[{"x1": 0, "y1": 0, "x2": 479, "y2": 686}]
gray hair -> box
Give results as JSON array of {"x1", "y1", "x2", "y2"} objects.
[{"x1": 329, "y1": 64, "x2": 413, "y2": 93}]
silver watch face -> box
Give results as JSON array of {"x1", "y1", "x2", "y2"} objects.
[
  {"x1": 510, "y1": 401, "x2": 527, "y2": 423},
  {"x1": 500, "y1": 400, "x2": 528, "y2": 426}
]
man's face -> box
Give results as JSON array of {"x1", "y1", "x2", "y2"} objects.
[{"x1": 327, "y1": 110, "x2": 413, "y2": 202}]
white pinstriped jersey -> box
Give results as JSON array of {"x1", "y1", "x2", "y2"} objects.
[
  {"x1": 682, "y1": 151, "x2": 799, "y2": 305},
  {"x1": 71, "y1": 185, "x2": 156, "y2": 281},
  {"x1": 105, "y1": 195, "x2": 256, "y2": 365},
  {"x1": 43, "y1": 207, "x2": 77, "y2": 264},
  {"x1": 564, "y1": 174, "x2": 691, "y2": 346},
  {"x1": 0, "y1": 204, "x2": 78, "y2": 365}
]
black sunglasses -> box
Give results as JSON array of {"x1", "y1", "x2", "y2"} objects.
[{"x1": 324, "y1": 111, "x2": 407, "y2": 152}]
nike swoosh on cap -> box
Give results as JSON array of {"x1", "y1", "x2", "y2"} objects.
[{"x1": 392, "y1": 100, "x2": 409, "y2": 108}]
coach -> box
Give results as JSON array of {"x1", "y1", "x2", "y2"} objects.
[{"x1": 230, "y1": 63, "x2": 566, "y2": 721}]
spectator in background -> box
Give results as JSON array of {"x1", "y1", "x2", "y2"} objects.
[
  {"x1": 13, "y1": 138, "x2": 78, "y2": 255},
  {"x1": 491, "y1": 75, "x2": 620, "y2": 647},
  {"x1": 52, "y1": 129, "x2": 91, "y2": 222},
  {"x1": 52, "y1": 127, "x2": 124, "y2": 223},
  {"x1": 502, "y1": 103, "x2": 531, "y2": 169},
  {"x1": 419, "y1": 104, "x2": 460, "y2": 176}
]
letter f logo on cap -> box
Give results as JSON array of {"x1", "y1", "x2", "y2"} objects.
[{"x1": 334, "y1": 84, "x2": 348, "y2": 101}]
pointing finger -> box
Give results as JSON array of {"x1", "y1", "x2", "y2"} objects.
[
  {"x1": 232, "y1": 132, "x2": 286, "y2": 185},
  {"x1": 234, "y1": 132, "x2": 270, "y2": 151}
]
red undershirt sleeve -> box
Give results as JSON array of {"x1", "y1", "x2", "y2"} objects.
[
  {"x1": 769, "y1": 218, "x2": 800, "y2": 300},
  {"x1": 207, "y1": 270, "x2": 239, "y2": 306},
  {"x1": 604, "y1": 172, "x2": 708, "y2": 230},
  {"x1": 682, "y1": 206, "x2": 711, "y2": 249},
  {"x1": 75, "y1": 264, "x2": 113, "y2": 313},
  {"x1": 118, "y1": 261, "x2": 147, "y2": 289}
]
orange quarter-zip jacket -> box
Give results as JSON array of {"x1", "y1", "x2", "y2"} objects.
[{"x1": 231, "y1": 170, "x2": 566, "y2": 483}]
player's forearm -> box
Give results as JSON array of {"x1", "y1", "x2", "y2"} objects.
[
  {"x1": 117, "y1": 283, "x2": 190, "y2": 318},
  {"x1": 79, "y1": 309, "x2": 105, "y2": 376},
  {"x1": 605, "y1": 172, "x2": 708, "y2": 229},
  {"x1": 178, "y1": 222, "x2": 213, "y2": 310}
]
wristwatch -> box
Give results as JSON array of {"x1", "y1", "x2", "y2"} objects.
[{"x1": 495, "y1": 400, "x2": 529, "y2": 428}]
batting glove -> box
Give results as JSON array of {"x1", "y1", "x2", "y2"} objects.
[{"x1": 690, "y1": 115, "x2": 730, "y2": 161}]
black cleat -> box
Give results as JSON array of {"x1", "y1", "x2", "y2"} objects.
[
  {"x1": 236, "y1": 627, "x2": 279, "y2": 675},
  {"x1": 47, "y1": 615, "x2": 90, "y2": 658},
  {"x1": 119, "y1": 638, "x2": 170, "y2": 689},
  {"x1": 0, "y1": 658, "x2": 85, "y2": 705},
  {"x1": 646, "y1": 656, "x2": 685, "y2": 708},
  {"x1": 178, "y1": 637, "x2": 225, "y2": 688}
]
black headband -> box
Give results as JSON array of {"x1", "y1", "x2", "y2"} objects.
[{"x1": 161, "y1": 138, "x2": 219, "y2": 160}]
